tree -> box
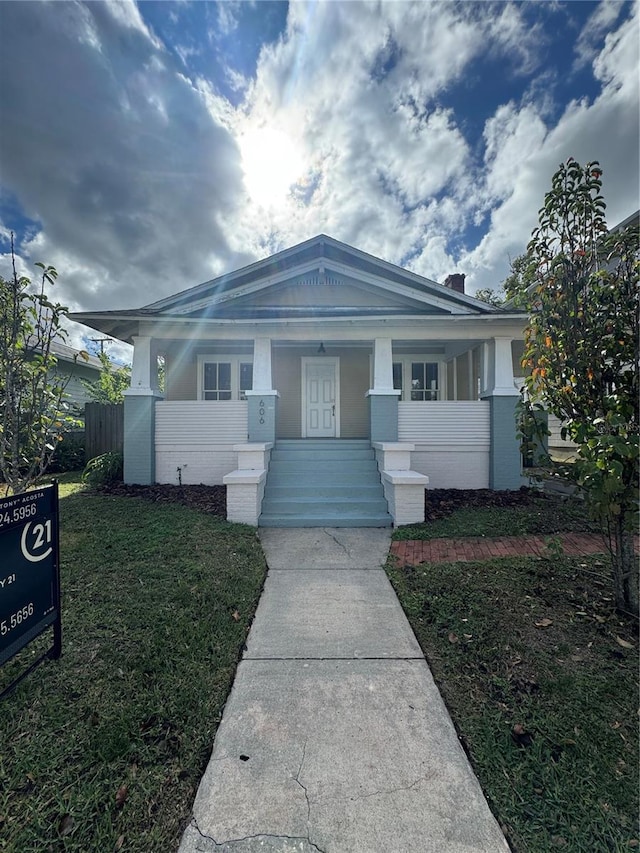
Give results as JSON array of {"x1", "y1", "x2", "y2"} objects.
[
  {"x1": 474, "y1": 287, "x2": 506, "y2": 307},
  {"x1": 82, "y1": 351, "x2": 131, "y2": 404},
  {"x1": 502, "y1": 252, "x2": 537, "y2": 303},
  {"x1": 513, "y1": 158, "x2": 639, "y2": 616},
  {"x1": 0, "y1": 240, "x2": 85, "y2": 495}
]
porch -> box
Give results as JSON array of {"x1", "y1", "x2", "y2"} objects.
[{"x1": 123, "y1": 333, "x2": 522, "y2": 526}]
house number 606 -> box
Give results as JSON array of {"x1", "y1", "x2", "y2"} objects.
[{"x1": 20, "y1": 520, "x2": 53, "y2": 563}]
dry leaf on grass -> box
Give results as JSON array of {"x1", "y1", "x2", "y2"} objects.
[
  {"x1": 58, "y1": 814, "x2": 74, "y2": 837},
  {"x1": 448, "y1": 632, "x2": 459, "y2": 643},
  {"x1": 232, "y1": 610, "x2": 241, "y2": 622},
  {"x1": 114, "y1": 835, "x2": 125, "y2": 851},
  {"x1": 535, "y1": 618, "x2": 553, "y2": 628},
  {"x1": 615, "y1": 635, "x2": 634, "y2": 649},
  {"x1": 115, "y1": 784, "x2": 128, "y2": 809}
]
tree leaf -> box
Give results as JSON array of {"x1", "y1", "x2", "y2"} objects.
[
  {"x1": 535, "y1": 618, "x2": 553, "y2": 628},
  {"x1": 615, "y1": 635, "x2": 633, "y2": 649}
]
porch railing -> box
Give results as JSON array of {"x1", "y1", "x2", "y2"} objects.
[
  {"x1": 398, "y1": 401, "x2": 490, "y2": 445},
  {"x1": 398, "y1": 401, "x2": 490, "y2": 489}
]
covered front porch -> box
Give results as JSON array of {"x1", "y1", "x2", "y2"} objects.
[{"x1": 123, "y1": 331, "x2": 523, "y2": 525}]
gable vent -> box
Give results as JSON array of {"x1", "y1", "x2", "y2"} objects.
[{"x1": 301, "y1": 272, "x2": 342, "y2": 286}]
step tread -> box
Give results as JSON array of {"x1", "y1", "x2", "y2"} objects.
[{"x1": 259, "y1": 515, "x2": 392, "y2": 528}]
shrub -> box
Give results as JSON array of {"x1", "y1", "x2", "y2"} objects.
[
  {"x1": 82, "y1": 452, "x2": 123, "y2": 486},
  {"x1": 49, "y1": 433, "x2": 86, "y2": 473}
]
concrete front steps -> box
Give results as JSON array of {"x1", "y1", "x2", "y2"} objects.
[{"x1": 259, "y1": 439, "x2": 392, "y2": 527}]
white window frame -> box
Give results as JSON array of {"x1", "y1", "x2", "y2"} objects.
[
  {"x1": 197, "y1": 354, "x2": 253, "y2": 401},
  {"x1": 392, "y1": 356, "x2": 445, "y2": 401}
]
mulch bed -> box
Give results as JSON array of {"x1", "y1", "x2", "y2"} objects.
[
  {"x1": 424, "y1": 487, "x2": 540, "y2": 520},
  {"x1": 94, "y1": 482, "x2": 540, "y2": 522},
  {"x1": 96, "y1": 482, "x2": 227, "y2": 517}
]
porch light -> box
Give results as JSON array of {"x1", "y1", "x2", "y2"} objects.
[{"x1": 317, "y1": 342, "x2": 326, "y2": 354}]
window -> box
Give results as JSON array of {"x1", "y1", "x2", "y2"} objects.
[
  {"x1": 411, "y1": 361, "x2": 438, "y2": 401},
  {"x1": 198, "y1": 356, "x2": 253, "y2": 401},
  {"x1": 203, "y1": 362, "x2": 231, "y2": 400},
  {"x1": 393, "y1": 359, "x2": 441, "y2": 401}
]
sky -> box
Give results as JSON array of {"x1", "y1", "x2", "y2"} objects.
[{"x1": 0, "y1": 0, "x2": 638, "y2": 361}]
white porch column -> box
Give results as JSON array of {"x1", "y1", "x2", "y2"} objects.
[
  {"x1": 494, "y1": 336, "x2": 518, "y2": 396},
  {"x1": 251, "y1": 337, "x2": 275, "y2": 393},
  {"x1": 372, "y1": 337, "x2": 394, "y2": 391},
  {"x1": 130, "y1": 335, "x2": 159, "y2": 392},
  {"x1": 246, "y1": 337, "x2": 278, "y2": 443}
]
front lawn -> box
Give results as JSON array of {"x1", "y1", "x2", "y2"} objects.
[
  {"x1": 386, "y1": 552, "x2": 639, "y2": 852},
  {"x1": 0, "y1": 482, "x2": 267, "y2": 852}
]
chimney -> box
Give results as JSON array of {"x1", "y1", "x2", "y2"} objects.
[{"x1": 443, "y1": 273, "x2": 465, "y2": 294}]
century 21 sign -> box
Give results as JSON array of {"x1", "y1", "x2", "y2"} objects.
[{"x1": 0, "y1": 483, "x2": 61, "y2": 675}]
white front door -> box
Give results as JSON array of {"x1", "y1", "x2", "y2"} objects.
[{"x1": 303, "y1": 359, "x2": 338, "y2": 438}]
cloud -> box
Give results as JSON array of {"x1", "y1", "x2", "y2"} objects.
[
  {"x1": 460, "y1": 0, "x2": 639, "y2": 293},
  {"x1": 0, "y1": 0, "x2": 637, "y2": 323},
  {"x1": 223, "y1": 0, "x2": 546, "y2": 276},
  {"x1": 0, "y1": 0, "x2": 245, "y2": 313},
  {"x1": 574, "y1": 0, "x2": 625, "y2": 69}
]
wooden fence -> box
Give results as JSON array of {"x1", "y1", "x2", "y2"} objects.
[{"x1": 84, "y1": 403, "x2": 124, "y2": 460}]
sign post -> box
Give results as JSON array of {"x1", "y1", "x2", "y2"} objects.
[{"x1": 0, "y1": 482, "x2": 61, "y2": 698}]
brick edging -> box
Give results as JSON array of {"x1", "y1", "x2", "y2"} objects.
[{"x1": 390, "y1": 532, "x2": 640, "y2": 566}]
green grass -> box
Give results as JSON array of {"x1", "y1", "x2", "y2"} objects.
[
  {"x1": 0, "y1": 481, "x2": 267, "y2": 852},
  {"x1": 393, "y1": 494, "x2": 595, "y2": 540},
  {"x1": 386, "y1": 554, "x2": 639, "y2": 852}
]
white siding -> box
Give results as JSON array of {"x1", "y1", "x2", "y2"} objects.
[
  {"x1": 398, "y1": 401, "x2": 490, "y2": 445},
  {"x1": 548, "y1": 414, "x2": 578, "y2": 451},
  {"x1": 398, "y1": 401, "x2": 490, "y2": 488},
  {"x1": 155, "y1": 401, "x2": 248, "y2": 485}
]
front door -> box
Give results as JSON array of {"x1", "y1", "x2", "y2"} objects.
[{"x1": 303, "y1": 358, "x2": 338, "y2": 438}]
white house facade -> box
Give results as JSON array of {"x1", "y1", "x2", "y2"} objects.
[{"x1": 74, "y1": 235, "x2": 528, "y2": 527}]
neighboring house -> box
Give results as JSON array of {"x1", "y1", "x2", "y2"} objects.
[
  {"x1": 73, "y1": 234, "x2": 528, "y2": 526},
  {"x1": 29, "y1": 337, "x2": 103, "y2": 414}
]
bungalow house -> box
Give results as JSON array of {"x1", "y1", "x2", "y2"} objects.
[{"x1": 73, "y1": 235, "x2": 527, "y2": 527}]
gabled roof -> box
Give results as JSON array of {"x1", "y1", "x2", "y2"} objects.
[
  {"x1": 73, "y1": 234, "x2": 523, "y2": 342},
  {"x1": 143, "y1": 234, "x2": 496, "y2": 316}
]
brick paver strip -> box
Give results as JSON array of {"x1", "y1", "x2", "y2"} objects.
[{"x1": 390, "y1": 533, "x2": 640, "y2": 566}]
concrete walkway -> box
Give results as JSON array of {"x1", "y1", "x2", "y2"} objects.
[{"x1": 178, "y1": 528, "x2": 509, "y2": 853}]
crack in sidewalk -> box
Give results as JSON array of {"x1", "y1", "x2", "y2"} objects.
[
  {"x1": 308, "y1": 772, "x2": 433, "y2": 808},
  {"x1": 188, "y1": 795, "x2": 325, "y2": 852},
  {"x1": 322, "y1": 528, "x2": 349, "y2": 554}
]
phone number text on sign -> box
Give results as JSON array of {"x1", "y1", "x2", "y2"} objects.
[{"x1": 0, "y1": 486, "x2": 59, "y2": 667}]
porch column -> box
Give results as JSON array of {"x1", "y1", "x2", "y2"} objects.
[
  {"x1": 123, "y1": 336, "x2": 163, "y2": 485},
  {"x1": 246, "y1": 337, "x2": 279, "y2": 443},
  {"x1": 366, "y1": 337, "x2": 400, "y2": 442},
  {"x1": 480, "y1": 337, "x2": 521, "y2": 490}
]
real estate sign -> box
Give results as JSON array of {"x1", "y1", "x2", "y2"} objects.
[{"x1": 0, "y1": 483, "x2": 61, "y2": 678}]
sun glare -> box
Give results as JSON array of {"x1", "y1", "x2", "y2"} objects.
[{"x1": 240, "y1": 127, "x2": 304, "y2": 208}]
